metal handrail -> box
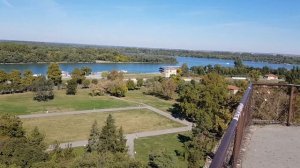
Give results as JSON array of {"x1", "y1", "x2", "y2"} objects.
[{"x1": 209, "y1": 84, "x2": 253, "y2": 168}]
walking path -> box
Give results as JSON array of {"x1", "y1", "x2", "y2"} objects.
[
  {"x1": 18, "y1": 106, "x2": 145, "y2": 119},
  {"x1": 242, "y1": 125, "x2": 300, "y2": 168},
  {"x1": 19, "y1": 99, "x2": 193, "y2": 157}
]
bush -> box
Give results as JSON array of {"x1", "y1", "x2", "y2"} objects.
[
  {"x1": 137, "y1": 78, "x2": 143, "y2": 87},
  {"x1": 66, "y1": 79, "x2": 77, "y2": 95},
  {"x1": 108, "y1": 80, "x2": 128, "y2": 97},
  {"x1": 32, "y1": 76, "x2": 54, "y2": 101},
  {"x1": 91, "y1": 79, "x2": 98, "y2": 85},
  {"x1": 126, "y1": 79, "x2": 136, "y2": 90},
  {"x1": 82, "y1": 79, "x2": 91, "y2": 88}
]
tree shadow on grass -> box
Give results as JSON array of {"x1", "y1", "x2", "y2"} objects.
[{"x1": 168, "y1": 103, "x2": 189, "y2": 121}]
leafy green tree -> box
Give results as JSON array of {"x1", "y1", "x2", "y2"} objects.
[
  {"x1": 66, "y1": 79, "x2": 78, "y2": 95},
  {"x1": 248, "y1": 70, "x2": 261, "y2": 82},
  {"x1": 72, "y1": 152, "x2": 144, "y2": 168},
  {"x1": 137, "y1": 78, "x2": 143, "y2": 87},
  {"x1": 82, "y1": 79, "x2": 91, "y2": 88},
  {"x1": 71, "y1": 68, "x2": 85, "y2": 84},
  {"x1": 22, "y1": 70, "x2": 34, "y2": 91},
  {"x1": 9, "y1": 70, "x2": 23, "y2": 92},
  {"x1": 179, "y1": 73, "x2": 231, "y2": 135},
  {"x1": 286, "y1": 66, "x2": 300, "y2": 84},
  {"x1": 148, "y1": 150, "x2": 174, "y2": 168},
  {"x1": 81, "y1": 66, "x2": 92, "y2": 76},
  {"x1": 181, "y1": 63, "x2": 189, "y2": 76},
  {"x1": 161, "y1": 78, "x2": 177, "y2": 99},
  {"x1": 108, "y1": 80, "x2": 128, "y2": 97},
  {"x1": 126, "y1": 79, "x2": 136, "y2": 90},
  {"x1": 0, "y1": 114, "x2": 25, "y2": 138},
  {"x1": 234, "y1": 58, "x2": 243, "y2": 68},
  {"x1": 47, "y1": 63, "x2": 62, "y2": 86},
  {"x1": 32, "y1": 76, "x2": 54, "y2": 101},
  {"x1": 0, "y1": 70, "x2": 8, "y2": 83}
]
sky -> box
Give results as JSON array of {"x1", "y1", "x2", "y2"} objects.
[{"x1": 0, "y1": 0, "x2": 300, "y2": 54}]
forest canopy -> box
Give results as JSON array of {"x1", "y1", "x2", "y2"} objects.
[{"x1": 1, "y1": 41, "x2": 300, "y2": 65}]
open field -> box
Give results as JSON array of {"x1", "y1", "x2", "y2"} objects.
[
  {"x1": 0, "y1": 89, "x2": 136, "y2": 115},
  {"x1": 22, "y1": 109, "x2": 183, "y2": 144},
  {"x1": 125, "y1": 88, "x2": 176, "y2": 112},
  {"x1": 135, "y1": 132, "x2": 191, "y2": 167}
]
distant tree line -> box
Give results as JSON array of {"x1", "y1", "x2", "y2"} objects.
[
  {"x1": 0, "y1": 42, "x2": 176, "y2": 63},
  {"x1": 189, "y1": 58, "x2": 300, "y2": 84},
  {"x1": 116, "y1": 47, "x2": 300, "y2": 65}
]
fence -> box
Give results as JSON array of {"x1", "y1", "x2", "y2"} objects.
[{"x1": 209, "y1": 83, "x2": 299, "y2": 168}]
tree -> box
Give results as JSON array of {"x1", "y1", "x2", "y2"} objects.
[
  {"x1": 27, "y1": 127, "x2": 46, "y2": 150},
  {"x1": 126, "y1": 79, "x2": 136, "y2": 90},
  {"x1": 71, "y1": 68, "x2": 85, "y2": 84},
  {"x1": 178, "y1": 73, "x2": 231, "y2": 135},
  {"x1": 81, "y1": 66, "x2": 92, "y2": 76},
  {"x1": 9, "y1": 70, "x2": 23, "y2": 92},
  {"x1": 107, "y1": 70, "x2": 124, "y2": 81},
  {"x1": 137, "y1": 78, "x2": 143, "y2": 87},
  {"x1": 86, "y1": 121, "x2": 100, "y2": 152},
  {"x1": 148, "y1": 150, "x2": 174, "y2": 168},
  {"x1": 0, "y1": 70, "x2": 8, "y2": 83},
  {"x1": 91, "y1": 79, "x2": 98, "y2": 85},
  {"x1": 181, "y1": 63, "x2": 189, "y2": 76},
  {"x1": 0, "y1": 115, "x2": 48, "y2": 167},
  {"x1": 22, "y1": 70, "x2": 34, "y2": 91},
  {"x1": 161, "y1": 78, "x2": 177, "y2": 99},
  {"x1": 0, "y1": 114, "x2": 25, "y2": 138},
  {"x1": 32, "y1": 76, "x2": 54, "y2": 101},
  {"x1": 82, "y1": 79, "x2": 91, "y2": 88},
  {"x1": 108, "y1": 80, "x2": 128, "y2": 97},
  {"x1": 47, "y1": 63, "x2": 62, "y2": 86},
  {"x1": 248, "y1": 70, "x2": 261, "y2": 82},
  {"x1": 234, "y1": 58, "x2": 243, "y2": 68},
  {"x1": 66, "y1": 79, "x2": 78, "y2": 95},
  {"x1": 94, "y1": 114, "x2": 127, "y2": 153}
]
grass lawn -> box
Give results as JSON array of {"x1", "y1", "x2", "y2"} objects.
[
  {"x1": 134, "y1": 132, "x2": 191, "y2": 167},
  {"x1": 22, "y1": 109, "x2": 183, "y2": 144},
  {"x1": 0, "y1": 89, "x2": 136, "y2": 115},
  {"x1": 125, "y1": 88, "x2": 176, "y2": 112}
]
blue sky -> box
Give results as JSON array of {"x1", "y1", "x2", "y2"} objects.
[{"x1": 0, "y1": 0, "x2": 300, "y2": 54}]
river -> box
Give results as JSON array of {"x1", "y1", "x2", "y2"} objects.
[{"x1": 0, "y1": 56, "x2": 298, "y2": 74}]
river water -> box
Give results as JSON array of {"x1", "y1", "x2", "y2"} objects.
[{"x1": 0, "y1": 56, "x2": 298, "y2": 74}]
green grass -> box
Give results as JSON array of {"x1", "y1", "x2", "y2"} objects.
[
  {"x1": 0, "y1": 89, "x2": 136, "y2": 115},
  {"x1": 22, "y1": 109, "x2": 183, "y2": 144},
  {"x1": 125, "y1": 88, "x2": 176, "y2": 112},
  {"x1": 135, "y1": 132, "x2": 191, "y2": 167}
]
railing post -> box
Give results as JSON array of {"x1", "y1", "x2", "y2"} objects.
[{"x1": 287, "y1": 86, "x2": 295, "y2": 126}]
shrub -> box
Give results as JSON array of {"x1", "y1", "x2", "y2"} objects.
[
  {"x1": 66, "y1": 79, "x2": 78, "y2": 95},
  {"x1": 126, "y1": 79, "x2": 136, "y2": 90},
  {"x1": 108, "y1": 80, "x2": 128, "y2": 97}
]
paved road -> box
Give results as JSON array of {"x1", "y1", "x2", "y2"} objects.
[
  {"x1": 242, "y1": 125, "x2": 300, "y2": 168},
  {"x1": 18, "y1": 106, "x2": 145, "y2": 119}
]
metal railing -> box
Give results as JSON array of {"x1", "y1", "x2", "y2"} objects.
[{"x1": 209, "y1": 83, "x2": 299, "y2": 168}]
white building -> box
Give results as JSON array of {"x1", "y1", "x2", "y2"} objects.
[
  {"x1": 159, "y1": 66, "x2": 180, "y2": 78},
  {"x1": 264, "y1": 74, "x2": 278, "y2": 80}
]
